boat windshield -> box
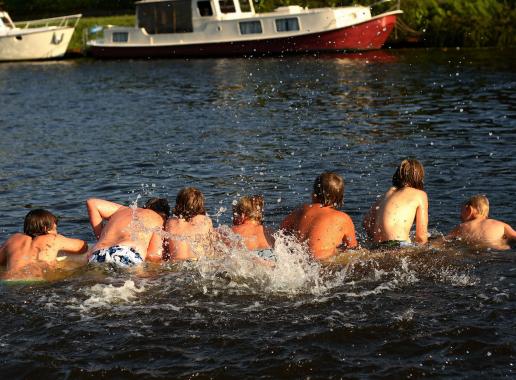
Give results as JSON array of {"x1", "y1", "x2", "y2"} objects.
[
  {"x1": 137, "y1": 0, "x2": 193, "y2": 34},
  {"x1": 238, "y1": 0, "x2": 251, "y2": 12},
  {"x1": 0, "y1": 16, "x2": 10, "y2": 29}
]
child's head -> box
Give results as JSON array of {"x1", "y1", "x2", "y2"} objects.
[
  {"x1": 233, "y1": 195, "x2": 264, "y2": 225},
  {"x1": 312, "y1": 172, "x2": 344, "y2": 208},
  {"x1": 144, "y1": 197, "x2": 171, "y2": 220},
  {"x1": 23, "y1": 209, "x2": 58, "y2": 238},
  {"x1": 392, "y1": 159, "x2": 425, "y2": 190},
  {"x1": 174, "y1": 187, "x2": 206, "y2": 221},
  {"x1": 462, "y1": 194, "x2": 489, "y2": 221}
]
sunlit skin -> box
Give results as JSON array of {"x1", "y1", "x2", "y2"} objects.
[
  {"x1": 231, "y1": 215, "x2": 273, "y2": 251},
  {"x1": 86, "y1": 198, "x2": 166, "y2": 262},
  {"x1": 448, "y1": 205, "x2": 516, "y2": 250},
  {"x1": 166, "y1": 214, "x2": 214, "y2": 260},
  {"x1": 281, "y1": 202, "x2": 357, "y2": 261},
  {"x1": 0, "y1": 223, "x2": 87, "y2": 279},
  {"x1": 363, "y1": 186, "x2": 428, "y2": 244}
]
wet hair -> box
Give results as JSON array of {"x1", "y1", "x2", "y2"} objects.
[
  {"x1": 174, "y1": 187, "x2": 206, "y2": 221},
  {"x1": 144, "y1": 197, "x2": 170, "y2": 219},
  {"x1": 312, "y1": 172, "x2": 344, "y2": 208},
  {"x1": 465, "y1": 194, "x2": 489, "y2": 217},
  {"x1": 23, "y1": 209, "x2": 58, "y2": 238},
  {"x1": 392, "y1": 159, "x2": 425, "y2": 190},
  {"x1": 233, "y1": 195, "x2": 264, "y2": 224}
]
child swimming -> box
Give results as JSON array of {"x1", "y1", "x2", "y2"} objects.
[
  {"x1": 87, "y1": 197, "x2": 170, "y2": 266},
  {"x1": 232, "y1": 195, "x2": 275, "y2": 260},
  {"x1": 363, "y1": 159, "x2": 428, "y2": 247},
  {"x1": 166, "y1": 187, "x2": 214, "y2": 260},
  {"x1": 0, "y1": 209, "x2": 88, "y2": 280},
  {"x1": 281, "y1": 172, "x2": 357, "y2": 260},
  {"x1": 448, "y1": 194, "x2": 516, "y2": 251}
]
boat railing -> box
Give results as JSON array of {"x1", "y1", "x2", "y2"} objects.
[
  {"x1": 15, "y1": 14, "x2": 82, "y2": 29},
  {"x1": 369, "y1": 0, "x2": 401, "y2": 12}
]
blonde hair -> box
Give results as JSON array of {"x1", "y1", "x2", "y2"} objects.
[
  {"x1": 465, "y1": 194, "x2": 489, "y2": 217},
  {"x1": 233, "y1": 195, "x2": 264, "y2": 224}
]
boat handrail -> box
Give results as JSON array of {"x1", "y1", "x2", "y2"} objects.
[
  {"x1": 15, "y1": 14, "x2": 82, "y2": 29},
  {"x1": 369, "y1": 0, "x2": 400, "y2": 10}
]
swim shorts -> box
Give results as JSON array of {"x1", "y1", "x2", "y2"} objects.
[
  {"x1": 89, "y1": 245, "x2": 143, "y2": 267},
  {"x1": 372, "y1": 240, "x2": 413, "y2": 250},
  {"x1": 252, "y1": 248, "x2": 276, "y2": 261}
]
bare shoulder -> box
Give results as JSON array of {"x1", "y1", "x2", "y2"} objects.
[
  {"x1": 193, "y1": 215, "x2": 213, "y2": 229},
  {"x1": 3, "y1": 233, "x2": 30, "y2": 247},
  {"x1": 333, "y1": 210, "x2": 354, "y2": 224},
  {"x1": 484, "y1": 218, "x2": 509, "y2": 229}
]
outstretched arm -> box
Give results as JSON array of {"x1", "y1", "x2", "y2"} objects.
[
  {"x1": 57, "y1": 235, "x2": 88, "y2": 255},
  {"x1": 415, "y1": 193, "x2": 429, "y2": 244},
  {"x1": 86, "y1": 198, "x2": 123, "y2": 239}
]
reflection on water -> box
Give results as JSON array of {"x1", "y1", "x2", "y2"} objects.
[{"x1": 0, "y1": 48, "x2": 515, "y2": 378}]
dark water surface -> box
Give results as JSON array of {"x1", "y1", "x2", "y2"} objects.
[{"x1": 0, "y1": 48, "x2": 515, "y2": 379}]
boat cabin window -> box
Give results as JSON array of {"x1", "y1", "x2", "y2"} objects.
[
  {"x1": 113, "y1": 32, "x2": 129, "y2": 42},
  {"x1": 239, "y1": 21, "x2": 262, "y2": 34},
  {"x1": 137, "y1": 0, "x2": 193, "y2": 34},
  {"x1": 238, "y1": 0, "x2": 251, "y2": 12},
  {"x1": 219, "y1": 0, "x2": 236, "y2": 13},
  {"x1": 197, "y1": 1, "x2": 213, "y2": 16},
  {"x1": 275, "y1": 18, "x2": 300, "y2": 32}
]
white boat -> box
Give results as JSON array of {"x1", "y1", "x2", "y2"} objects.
[
  {"x1": 87, "y1": 0, "x2": 402, "y2": 58},
  {"x1": 0, "y1": 11, "x2": 81, "y2": 61}
]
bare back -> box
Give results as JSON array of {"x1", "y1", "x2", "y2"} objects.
[
  {"x1": 281, "y1": 203, "x2": 357, "y2": 260},
  {"x1": 367, "y1": 187, "x2": 428, "y2": 244},
  {"x1": 231, "y1": 222, "x2": 272, "y2": 251},
  {"x1": 92, "y1": 207, "x2": 164, "y2": 260},
  {"x1": 166, "y1": 215, "x2": 214, "y2": 260},
  {"x1": 0, "y1": 232, "x2": 87, "y2": 279},
  {"x1": 451, "y1": 218, "x2": 515, "y2": 251}
]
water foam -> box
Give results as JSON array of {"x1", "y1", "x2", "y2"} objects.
[{"x1": 79, "y1": 280, "x2": 145, "y2": 311}]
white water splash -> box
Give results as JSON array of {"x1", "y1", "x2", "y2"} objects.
[{"x1": 79, "y1": 280, "x2": 145, "y2": 311}]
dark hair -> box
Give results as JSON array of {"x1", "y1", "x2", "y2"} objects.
[
  {"x1": 233, "y1": 195, "x2": 264, "y2": 224},
  {"x1": 174, "y1": 187, "x2": 206, "y2": 221},
  {"x1": 312, "y1": 172, "x2": 344, "y2": 208},
  {"x1": 392, "y1": 159, "x2": 425, "y2": 190},
  {"x1": 144, "y1": 197, "x2": 170, "y2": 218},
  {"x1": 23, "y1": 209, "x2": 58, "y2": 238}
]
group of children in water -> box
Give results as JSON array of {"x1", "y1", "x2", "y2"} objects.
[{"x1": 1, "y1": 159, "x2": 515, "y2": 280}]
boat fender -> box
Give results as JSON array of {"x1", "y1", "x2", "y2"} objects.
[{"x1": 52, "y1": 32, "x2": 64, "y2": 45}]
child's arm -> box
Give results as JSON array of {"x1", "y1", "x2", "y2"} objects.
[
  {"x1": 86, "y1": 198, "x2": 123, "y2": 239},
  {"x1": 342, "y1": 215, "x2": 358, "y2": 249},
  {"x1": 146, "y1": 232, "x2": 164, "y2": 263},
  {"x1": 415, "y1": 193, "x2": 429, "y2": 244},
  {"x1": 0, "y1": 241, "x2": 7, "y2": 266},
  {"x1": 57, "y1": 235, "x2": 88, "y2": 255},
  {"x1": 363, "y1": 199, "x2": 380, "y2": 238},
  {"x1": 504, "y1": 223, "x2": 516, "y2": 242},
  {"x1": 280, "y1": 208, "x2": 300, "y2": 233}
]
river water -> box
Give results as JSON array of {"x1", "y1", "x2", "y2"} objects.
[{"x1": 0, "y1": 48, "x2": 515, "y2": 378}]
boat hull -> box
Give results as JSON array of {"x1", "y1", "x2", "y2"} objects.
[
  {"x1": 0, "y1": 27, "x2": 75, "y2": 61},
  {"x1": 89, "y1": 13, "x2": 398, "y2": 59}
]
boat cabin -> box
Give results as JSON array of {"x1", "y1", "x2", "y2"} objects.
[{"x1": 135, "y1": 0, "x2": 256, "y2": 34}]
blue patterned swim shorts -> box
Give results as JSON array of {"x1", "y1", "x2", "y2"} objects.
[{"x1": 89, "y1": 245, "x2": 144, "y2": 267}]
